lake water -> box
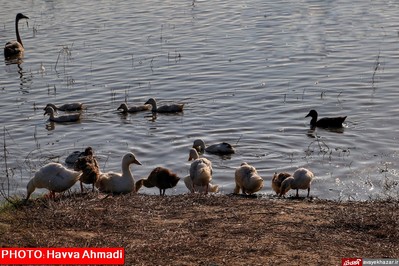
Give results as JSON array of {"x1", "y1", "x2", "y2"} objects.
[{"x1": 1, "y1": 0, "x2": 399, "y2": 201}]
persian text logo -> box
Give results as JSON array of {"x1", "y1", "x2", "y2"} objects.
[{"x1": 342, "y1": 258, "x2": 363, "y2": 266}]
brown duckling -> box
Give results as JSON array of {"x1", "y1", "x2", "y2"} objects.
[
  {"x1": 271, "y1": 172, "x2": 291, "y2": 195},
  {"x1": 135, "y1": 167, "x2": 180, "y2": 196},
  {"x1": 74, "y1": 147, "x2": 101, "y2": 192}
]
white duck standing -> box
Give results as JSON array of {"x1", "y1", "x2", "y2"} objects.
[
  {"x1": 279, "y1": 168, "x2": 314, "y2": 197},
  {"x1": 188, "y1": 148, "x2": 213, "y2": 194},
  {"x1": 44, "y1": 106, "x2": 81, "y2": 122},
  {"x1": 26, "y1": 162, "x2": 82, "y2": 200},
  {"x1": 192, "y1": 139, "x2": 235, "y2": 155},
  {"x1": 234, "y1": 162, "x2": 264, "y2": 195},
  {"x1": 95, "y1": 152, "x2": 142, "y2": 194}
]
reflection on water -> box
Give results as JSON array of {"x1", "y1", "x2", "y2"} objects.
[{"x1": 1, "y1": 0, "x2": 399, "y2": 201}]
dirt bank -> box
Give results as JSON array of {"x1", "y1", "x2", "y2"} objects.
[{"x1": 0, "y1": 193, "x2": 397, "y2": 265}]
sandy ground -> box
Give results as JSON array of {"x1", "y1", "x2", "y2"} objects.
[{"x1": 0, "y1": 193, "x2": 398, "y2": 265}]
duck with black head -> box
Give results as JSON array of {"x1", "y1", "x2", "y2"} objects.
[
  {"x1": 4, "y1": 13, "x2": 29, "y2": 59},
  {"x1": 305, "y1": 109, "x2": 347, "y2": 129}
]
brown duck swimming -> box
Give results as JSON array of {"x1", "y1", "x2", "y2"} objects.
[
  {"x1": 44, "y1": 102, "x2": 83, "y2": 112},
  {"x1": 145, "y1": 98, "x2": 184, "y2": 113},
  {"x1": 117, "y1": 102, "x2": 152, "y2": 113},
  {"x1": 135, "y1": 167, "x2": 180, "y2": 196},
  {"x1": 305, "y1": 109, "x2": 347, "y2": 128},
  {"x1": 44, "y1": 106, "x2": 81, "y2": 122},
  {"x1": 4, "y1": 13, "x2": 29, "y2": 58}
]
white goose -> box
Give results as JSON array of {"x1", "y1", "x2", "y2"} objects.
[
  {"x1": 95, "y1": 152, "x2": 142, "y2": 193},
  {"x1": 4, "y1": 13, "x2": 29, "y2": 58},
  {"x1": 44, "y1": 102, "x2": 83, "y2": 112},
  {"x1": 188, "y1": 148, "x2": 213, "y2": 194},
  {"x1": 44, "y1": 106, "x2": 81, "y2": 122},
  {"x1": 192, "y1": 139, "x2": 235, "y2": 155},
  {"x1": 26, "y1": 162, "x2": 82, "y2": 200},
  {"x1": 234, "y1": 162, "x2": 264, "y2": 195},
  {"x1": 279, "y1": 168, "x2": 314, "y2": 197}
]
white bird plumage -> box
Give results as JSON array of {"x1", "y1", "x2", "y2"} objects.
[
  {"x1": 26, "y1": 162, "x2": 82, "y2": 200},
  {"x1": 279, "y1": 168, "x2": 314, "y2": 197},
  {"x1": 183, "y1": 175, "x2": 219, "y2": 193},
  {"x1": 188, "y1": 148, "x2": 213, "y2": 194},
  {"x1": 234, "y1": 162, "x2": 264, "y2": 195},
  {"x1": 95, "y1": 152, "x2": 142, "y2": 194}
]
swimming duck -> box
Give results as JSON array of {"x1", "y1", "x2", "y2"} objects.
[
  {"x1": 183, "y1": 175, "x2": 219, "y2": 193},
  {"x1": 188, "y1": 148, "x2": 213, "y2": 194},
  {"x1": 234, "y1": 162, "x2": 264, "y2": 195},
  {"x1": 44, "y1": 102, "x2": 83, "y2": 112},
  {"x1": 135, "y1": 166, "x2": 180, "y2": 196},
  {"x1": 192, "y1": 139, "x2": 235, "y2": 155},
  {"x1": 117, "y1": 102, "x2": 152, "y2": 113},
  {"x1": 44, "y1": 106, "x2": 81, "y2": 122},
  {"x1": 26, "y1": 162, "x2": 82, "y2": 200},
  {"x1": 279, "y1": 168, "x2": 314, "y2": 197},
  {"x1": 95, "y1": 152, "x2": 142, "y2": 194},
  {"x1": 145, "y1": 98, "x2": 184, "y2": 113},
  {"x1": 305, "y1": 109, "x2": 347, "y2": 128},
  {"x1": 271, "y1": 172, "x2": 291, "y2": 195},
  {"x1": 4, "y1": 13, "x2": 29, "y2": 58},
  {"x1": 73, "y1": 147, "x2": 101, "y2": 192}
]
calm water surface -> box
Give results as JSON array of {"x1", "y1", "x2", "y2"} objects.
[{"x1": 1, "y1": 0, "x2": 399, "y2": 200}]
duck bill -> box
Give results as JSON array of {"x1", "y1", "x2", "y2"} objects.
[
  {"x1": 134, "y1": 159, "x2": 142, "y2": 166},
  {"x1": 22, "y1": 15, "x2": 29, "y2": 19}
]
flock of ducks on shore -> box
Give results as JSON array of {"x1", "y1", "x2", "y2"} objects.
[
  {"x1": 4, "y1": 13, "x2": 347, "y2": 201},
  {"x1": 26, "y1": 105, "x2": 347, "y2": 201},
  {"x1": 25, "y1": 142, "x2": 316, "y2": 201}
]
